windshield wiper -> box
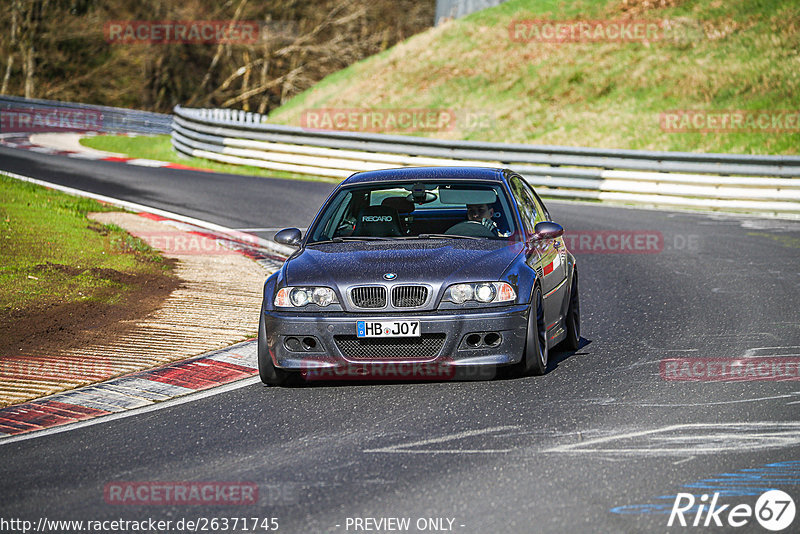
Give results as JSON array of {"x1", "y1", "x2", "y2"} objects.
[
  {"x1": 308, "y1": 236, "x2": 395, "y2": 245},
  {"x1": 310, "y1": 234, "x2": 485, "y2": 244},
  {"x1": 414, "y1": 233, "x2": 482, "y2": 240}
]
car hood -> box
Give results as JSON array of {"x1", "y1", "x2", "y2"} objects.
[{"x1": 284, "y1": 240, "x2": 524, "y2": 287}]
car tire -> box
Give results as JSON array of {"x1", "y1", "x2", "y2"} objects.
[
  {"x1": 520, "y1": 286, "x2": 548, "y2": 376},
  {"x1": 258, "y1": 309, "x2": 296, "y2": 386},
  {"x1": 560, "y1": 269, "x2": 580, "y2": 351}
]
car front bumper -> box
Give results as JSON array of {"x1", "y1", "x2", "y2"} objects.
[{"x1": 263, "y1": 304, "x2": 529, "y2": 378}]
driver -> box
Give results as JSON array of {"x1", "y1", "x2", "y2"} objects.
[{"x1": 467, "y1": 203, "x2": 500, "y2": 234}]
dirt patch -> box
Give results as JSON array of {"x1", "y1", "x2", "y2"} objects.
[
  {"x1": 31, "y1": 260, "x2": 153, "y2": 284},
  {"x1": 0, "y1": 262, "x2": 180, "y2": 359},
  {"x1": 0, "y1": 211, "x2": 270, "y2": 407},
  {"x1": 618, "y1": 0, "x2": 685, "y2": 15}
]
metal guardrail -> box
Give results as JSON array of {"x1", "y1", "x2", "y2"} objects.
[
  {"x1": 435, "y1": 0, "x2": 508, "y2": 25},
  {"x1": 172, "y1": 106, "x2": 800, "y2": 217},
  {"x1": 0, "y1": 95, "x2": 172, "y2": 135},
  {"x1": 172, "y1": 106, "x2": 800, "y2": 175}
]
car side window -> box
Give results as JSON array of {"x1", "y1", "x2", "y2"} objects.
[
  {"x1": 509, "y1": 176, "x2": 537, "y2": 235},
  {"x1": 524, "y1": 181, "x2": 551, "y2": 222},
  {"x1": 311, "y1": 191, "x2": 353, "y2": 241}
]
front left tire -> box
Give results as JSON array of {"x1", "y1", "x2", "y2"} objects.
[
  {"x1": 258, "y1": 309, "x2": 296, "y2": 386},
  {"x1": 517, "y1": 286, "x2": 548, "y2": 376},
  {"x1": 559, "y1": 269, "x2": 580, "y2": 351}
]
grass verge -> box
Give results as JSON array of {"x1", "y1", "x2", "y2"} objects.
[
  {"x1": 80, "y1": 134, "x2": 337, "y2": 183},
  {"x1": 0, "y1": 173, "x2": 171, "y2": 320}
]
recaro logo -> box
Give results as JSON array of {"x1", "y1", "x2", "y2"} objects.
[{"x1": 363, "y1": 216, "x2": 393, "y2": 222}]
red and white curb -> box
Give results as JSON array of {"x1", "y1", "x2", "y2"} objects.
[
  {"x1": 0, "y1": 340, "x2": 259, "y2": 439},
  {"x1": 0, "y1": 132, "x2": 210, "y2": 171},
  {"x1": 0, "y1": 169, "x2": 293, "y2": 443}
]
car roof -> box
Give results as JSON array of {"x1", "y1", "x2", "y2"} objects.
[{"x1": 342, "y1": 166, "x2": 508, "y2": 185}]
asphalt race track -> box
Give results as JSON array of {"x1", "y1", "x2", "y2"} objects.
[{"x1": 1, "y1": 145, "x2": 799, "y2": 533}]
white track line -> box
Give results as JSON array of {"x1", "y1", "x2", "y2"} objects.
[
  {"x1": 0, "y1": 169, "x2": 293, "y2": 257},
  {"x1": 544, "y1": 422, "x2": 800, "y2": 455},
  {"x1": 234, "y1": 227, "x2": 305, "y2": 232},
  {"x1": 363, "y1": 425, "x2": 520, "y2": 454},
  {"x1": 0, "y1": 377, "x2": 262, "y2": 447}
]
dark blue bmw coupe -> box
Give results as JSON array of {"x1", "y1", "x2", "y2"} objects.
[{"x1": 258, "y1": 166, "x2": 579, "y2": 385}]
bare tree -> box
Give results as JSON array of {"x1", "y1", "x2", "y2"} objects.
[
  {"x1": 1, "y1": 0, "x2": 21, "y2": 94},
  {"x1": 0, "y1": 0, "x2": 434, "y2": 112}
]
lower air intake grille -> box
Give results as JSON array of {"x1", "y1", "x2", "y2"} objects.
[
  {"x1": 350, "y1": 286, "x2": 387, "y2": 308},
  {"x1": 334, "y1": 334, "x2": 446, "y2": 360}
]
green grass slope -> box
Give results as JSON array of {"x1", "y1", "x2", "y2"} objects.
[
  {"x1": 0, "y1": 174, "x2": 170, "y2": 319},
  {"x1": 267, "y1": 0, "x2": 799, "y2": 155}
]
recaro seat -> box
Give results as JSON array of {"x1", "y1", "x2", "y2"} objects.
[
  {"x1": 381, "y1": 196, "x2": 415, "y2": 234},
  {"x1": 353, "y1": 205, "x2": 403, "y2": 237}
]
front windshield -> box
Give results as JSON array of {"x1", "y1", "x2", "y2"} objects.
[{"x1": 307, "y1": 181, "x2": 517, "y2": 243}]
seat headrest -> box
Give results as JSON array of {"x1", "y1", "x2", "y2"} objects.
[
  {"x1": 381, "y1": 196, "x2": 415, "y2": 214},
  {"x1": 354, "y1": 205, "x2": 402, "y2": 237}
]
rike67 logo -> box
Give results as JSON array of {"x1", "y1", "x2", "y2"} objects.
[{"x1": 668, "y1": 490, "x2": 795, "y2": 531}]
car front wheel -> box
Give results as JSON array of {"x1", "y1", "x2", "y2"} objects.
[
  {"x1": 559, "y1": 269, "x2": 580, "y2": 351},
  {"x1": 258, "y1": 309, "x2": 296, "y2": 386},
  {"x1": 520, "y1": 286, "x2": 548, "y2": 376}
]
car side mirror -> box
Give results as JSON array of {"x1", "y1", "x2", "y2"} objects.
[
  {"x1": 533, "y1": 221, "x2": 564, "y2": 241},
  {"x1": 274, "y1": 227, "x2": 302, "y2": 246}
]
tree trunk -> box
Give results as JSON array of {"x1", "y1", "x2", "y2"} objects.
[
  {"x1": 24, "y1": 44, "x2": 34, "y2": 98},
  {"x1": 2, "y1": 0, "x2": 20, "y2": 95},
  {"x1": 1, "y1": 55, "x2": 14, "y2": 95}
]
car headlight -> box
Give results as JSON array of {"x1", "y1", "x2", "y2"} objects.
[
  {"x1": 274, "y1": 287, "x2": 338, "y2": 308},
  {"x1": 475, "y1": 283, "x2": 496, "y2": 303},
  {"x1": 449, "y1": 284, "x2": 473, "y2": 304},
  {"x1": 444, "y1": 282, "x2": 516, "y2": 305}
]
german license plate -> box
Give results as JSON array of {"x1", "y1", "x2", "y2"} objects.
[{"x1": 356, "y1": 320, "x2": 420, "y2": 338}]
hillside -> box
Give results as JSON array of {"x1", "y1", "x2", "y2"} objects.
[{"x1": 268, "y1": 0, "x2": 800, "y2": 155}]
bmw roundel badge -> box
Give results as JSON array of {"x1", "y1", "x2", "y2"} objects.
[{"x1": 383, "y1": 273, "x2": 397, "y2": 280}]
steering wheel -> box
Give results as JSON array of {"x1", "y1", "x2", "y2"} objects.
[
  {"x1": 444, "y1": 220, "x2": 497, "y2": 238},
  {"x1": 334, "y1": 219, "x2": 355, "y2": 237}
]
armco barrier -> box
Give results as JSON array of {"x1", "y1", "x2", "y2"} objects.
[
  {"x1": 171, "y1": 106, "x2": 800, "y2": 217},
  {"x1": 0, "y1": 95, "x2": 171, "y2": 135}
]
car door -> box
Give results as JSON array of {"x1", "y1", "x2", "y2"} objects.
[
  {"x1": 526, "y1": 182, "x2": 569, "y2": 338},
  {"x1": 509, "y1": 176, "x2": 561, "y2": 326}
]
